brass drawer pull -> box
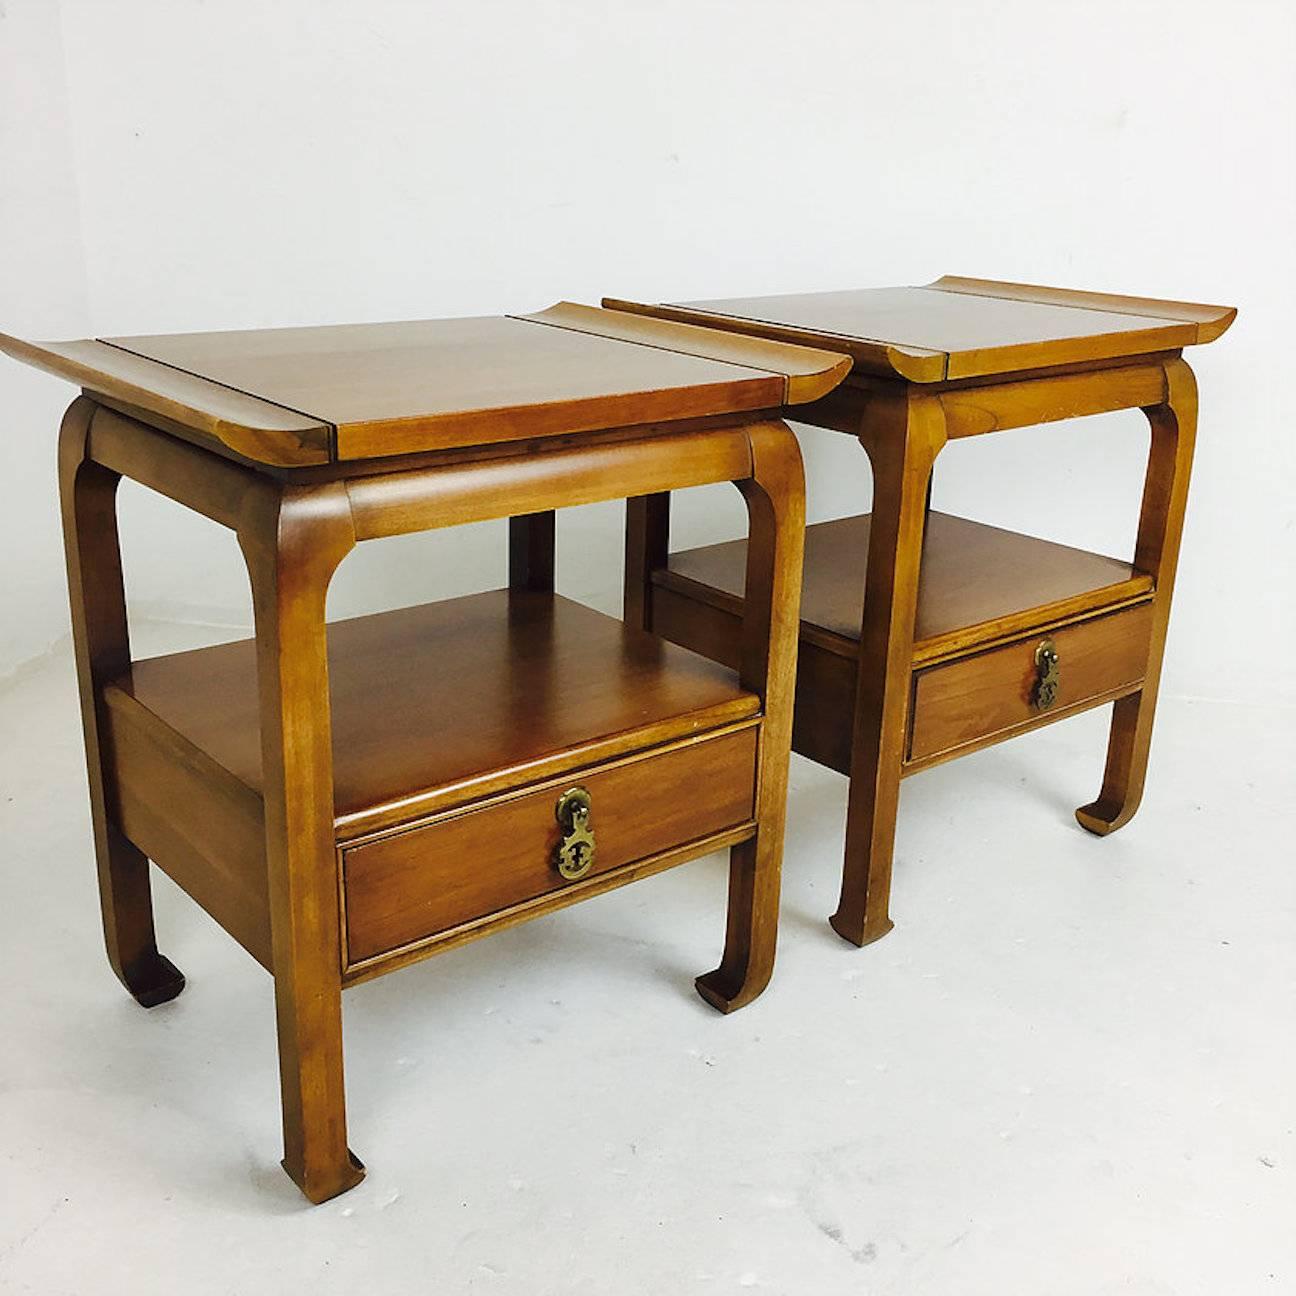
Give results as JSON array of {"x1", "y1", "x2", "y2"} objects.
[
  {"x1": 554, "y1": 786, "x2": 595, "y2": 881},
  {"x1": 1033, "y1": 638, "x2": 1060, "y2": 711}
]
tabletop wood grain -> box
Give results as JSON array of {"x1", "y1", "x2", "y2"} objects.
[
  {"x1": 0, "y1": 332, "x2": 334, "y2": 465},
  {"x1": 1, "y1": 304, "x2": 851, "y2": 467},
  {"x1": 604, "y1": 276, "x2": 1236, "y2": 381}
]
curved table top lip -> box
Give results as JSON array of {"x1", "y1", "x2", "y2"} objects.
[
  {"x1": 603, "y1": 276, "x2": 1237, "y2": 383},
  {"x1": 0, "y1": 302, "x2": 853, "y2": 468},
  {"x1": 514, "y1": 301, "x2": 852, "y2": 403},
  {"x1": 925, "y1": 276, "x2": 1237, "y2": 341},
  {"x1": 0, "y1": 329, "x2": 336, "y2": 465}
]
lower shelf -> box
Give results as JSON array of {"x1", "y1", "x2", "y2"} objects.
[
  {"x1": 659, "y1": 511, "x2": 1153, "y2": 664},
  {"x1": 112, "y1": 589, "x2": 758, "y2": 833},
  {"x1": 650, "y1": 512, "x2": 1155, "y2": 776},
  {"x1": 100, "y1": 590, "x2": 763, "y2": 975}
]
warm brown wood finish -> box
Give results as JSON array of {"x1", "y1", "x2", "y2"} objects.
[
  {"x1": 239, "y1": 482, "x2": 365, "y2": 1204},
  {"x1": 1075, "y1": 358, "x2": 1199, "y2": 835},
  {"x1": 618, "y1": 278, "x2": 1233, "y2": 947},
  {"x1": 930, "y1": 276, "x2": 1237, "y2": 340},
  {"x1": 907, "y1": 603, "x2": 1153, "y2": 765},
  {"x1": 1, "y1": 305, "x2": 847, "y2": 467},
  {"x1": 605, "y1": 276, "x2": 1235, "y2": 381},
  {"x1": 700, "y1": 421, "x2": 805, "y2": 1013},
  {"x1": 5, "y1": 306, "x2": 832, "y2": 1204},
  {"x1": 508, "y1": 511, "x2": 556, "y2": 592},
  {"x1": 57, "y1": 398, "x2": 187, "y2": 1008},
  {"x1": 648, "y1": 515, "x2": 1159, "y2": 780},
  {"x1": 661, "y1": 512, "x2": 1153, "y2": 665},
  {"x1": 603, "y1": 297, "x2": 950, "y2": 382},
  {"x1": 934, "y1": 363, "x2": 1169, "y2": 439},
  {"x1": 624, "y1": 493, "x2": 670, "y2": 630},
  {"x1": 102, "y1": 685, "x2": 272, "y2": 969},
  {"x1": 344, "y1": 424, "x2": 756, "y2": 539},
  {"x1": 520, "y1": 302, "x2": 851, "y2": 402},
  {"x1": 649, "y1": 579, "x2": 858, "y2": 776},
  {"x1": 115, "y1": 591, "x2": 760, "y2": 836},
  {"x1": 3, "y1": 335, "x2": 333, "y2": 466},
  {"x1": 343, "y1": 723, "x2": 759, "y2": 966},
  {"x1": 112, "y1": 315, "x2": 792, "y2": 461}
]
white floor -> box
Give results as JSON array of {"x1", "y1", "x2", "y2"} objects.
[{"x1": 1, "y1": 622, "x2": 1292, "y2": 1296}]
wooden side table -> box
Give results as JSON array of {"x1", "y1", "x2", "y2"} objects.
[
  {"x1": 609, "y1": 277, "x2": 1235, "y2": 947},
  {"x1": 0, "y1": 305, "x2": 850, "y2": 1202}
]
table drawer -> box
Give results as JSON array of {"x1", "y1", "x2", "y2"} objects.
[
  {"x1": 342, "y1": 724, "x2": 759, "y2": 966},
  {"x1": 908, "y1": 602, "x2": 1153, "y2": 764}
]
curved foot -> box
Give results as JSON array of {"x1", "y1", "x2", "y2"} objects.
[
  {"x1": 695, "y1": 965, "x2": 770, "y2": 1016},
  {"x1": 828, "y1": 909, "x2": 894, "y2": 948},
  {"x1": 283, "y1": 1149, "x2": 366, "y2": 1205},
  {"x1": 123, "y1": 952, "x2": 186, "y2": 1008},
  {"x1": 1076, "y1": 691, "x2": 1152, "y2": 838},
  {"x1": 1075, "y1": 797, "x2": 1137, "y2": 837}
]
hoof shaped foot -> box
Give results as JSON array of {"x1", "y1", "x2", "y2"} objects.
[
  {"x1": 828, "y1": 910, "x2": 894, "y2": 948},
  {"x1": 126, "y1": 953, "x2": 186, "y2": 1008},
  {"x1": 1075, "y1": 797, "x2": 1135, "y2": 837},
  {"x1": 695, "y1": 967, "x2": 768, "y2": 1015},
  {"x1": 283, "y1": 1149, "x2": 366, "y2": 1205}
]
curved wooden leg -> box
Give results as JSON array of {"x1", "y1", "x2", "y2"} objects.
[
  {"x1": 830, "y1": 390, "x2": 945, "y2": 947},
  {"x1": 240, "y1": 484, "x2": 365, "y2": 1204},
  {"x1": 58, "y1": 398, "x2": 185, "y2": 1008},
  {"x1": 695, "y1": 422, "x2": 804, "y2": 1012},
  {"x1": 696, "y1": 835, "x2": 778, "y2": 1013},
  {"x1": 1077, "y1": 359, "x2": 1198, "y2": 835},
  {"x1": 1076, "y1": 692, "x2": 1149, "y2": 835}
]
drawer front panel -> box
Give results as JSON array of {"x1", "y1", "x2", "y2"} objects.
[
  {"x1": 343, "y1": 725, "x2": 759, "y2": 965},
  {"x1": 908, "y1": 603, "x2": 1153, "y2": 763}
]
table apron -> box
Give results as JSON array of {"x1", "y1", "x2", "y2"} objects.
[
  {"x1": 82, "y1": 400, "x2": 767, "y2": 542},
  {"x1": 344, "y1": 425, "x2": 758, "y2": 539},
  {"x1": 791, "y1": 359, "x2": 1174, "y2": 441}
]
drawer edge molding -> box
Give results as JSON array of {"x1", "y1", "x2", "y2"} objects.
[
  {"x1": 340, "y1": 721, "x2": 761, "y2": 967},
  {"x1": 902, "y1": 679, "x2": 1145, "y2": 775},
  {"x1": 906, "y1": 602, "x2": 1155, "y2": 765},
  {"x1": 341, "y1": 821, "x2": 756, "y2": 984},
  {"x1": 337, "y1": 715, "x2": 761, "y2": 849}
]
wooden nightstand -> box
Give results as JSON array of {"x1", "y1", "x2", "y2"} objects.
[
  {"x1": 609, "y1": 277, "x2": 1235, "y2": 947},
  {"x1": 0, "y1": 305, "x2": 850, "y2": 1202}
]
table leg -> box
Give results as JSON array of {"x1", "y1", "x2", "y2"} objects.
[
  {"x1": 623, "y1": 493, "x2": 670, "y2": 631},
  {"x1": 830, "y1": 390, "x2": 946, "y2": 946},
  {"x1": 1077, "y1": 358, "x2": 1198, "y2": 834},
  {"x1": 696, "y1": 422, "x2": 804, "y2": 1012},
  {"x1": 240, "y1": 484, "x2": 364, "y2": 1204},
  {"x1": 58, "y1": 398, "x2": 185, "y2": 1008},
  {"x1": 508, "y1": 511, "x2": 556, "y2": 592}
]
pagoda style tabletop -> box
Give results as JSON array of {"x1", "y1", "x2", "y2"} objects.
[
  {"x1": 0, "y1": 302, "x2": 850, "y2": 466},
  {"x1": 606, "y1": 275, "x2": 1236, "y2": 381}
]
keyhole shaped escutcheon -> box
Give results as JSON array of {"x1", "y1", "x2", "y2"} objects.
[
  {"x1": 1033, "y1": 638, "x2": 1060, "y2": 711},
  {"x1": 554, "y1": 786, "x2": 596, "y2": 881}
]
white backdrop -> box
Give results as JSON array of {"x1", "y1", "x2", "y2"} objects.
[{"x1": 3, "y1": 0, "x2": 1292, "y2": 704}]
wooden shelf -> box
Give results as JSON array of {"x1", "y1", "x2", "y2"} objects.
[
  {"x1": 107, "y1": 590, "x2": 759, "y2": 839},
  {"x1": 659, "y1": 512, "x2": 1153, "y2": 666}
]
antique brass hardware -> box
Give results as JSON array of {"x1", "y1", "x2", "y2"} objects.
[
  {"x1": 1033, "y1": 638, "x2": 1060, "y2": 711},
  {"x1": 554, "y1": 786, "x2": 595, "y2": 881}
]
